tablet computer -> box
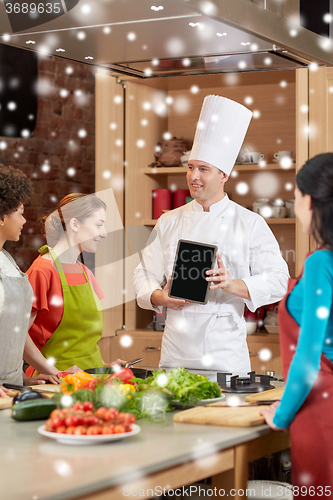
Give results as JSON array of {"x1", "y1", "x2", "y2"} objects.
[{"x1": 168, "y1": 239, "x2": 218, "y2": 305}]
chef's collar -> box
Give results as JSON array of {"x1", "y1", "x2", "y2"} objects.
[{"x1": 192, "y1": 193, "x2": 230, "y2": 213}]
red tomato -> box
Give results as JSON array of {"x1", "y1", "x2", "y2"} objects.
[
  {"x1": 74, "y1": 426, "x2": 87, "y2": 435},
  {"x1": 45, "y1": 419, "x2": 53, "y2": 432},
  {"x1": 66, "y1": 426, "x2": 76, "y2": 435},
  {"x1": 71, "y1": 402, "x2": 84, "y2": 411},
  {"x1": 51, "y1": 417, "x2": 64, "y2": 429},
  {"x1": 87, "y1": 415, "x2": 99, "y2": 426},
  {"x1": 102, "y1": 424, "x2": 115, "y2": 435},
  {"x1": 83, "y1": 401, "x2": 94, "y2": 412},
  {"x1": 56, "y1": 426, "x2": 67, "y2": 434},
  {"x1": 118, "y1": 413, "x2": 136, "y2": 424},
  {"x1": 86, "y1": 425, "x2": 102, "y2": 435},
  {"x1": 95, "y1": 407, "x2": 108, "y2": 420},
  {"x1": 104, "y1": 408, "x2": 119, "y2": 422},
  {"x1": 64, "y1": 415, "x2": 80, "y2": 427},
  {"x1": 50, "y1": 409, "x2": 63, "y2": 420},
  {"x1": 113, "y1": 424, "x2": 126, "y2": 434}
]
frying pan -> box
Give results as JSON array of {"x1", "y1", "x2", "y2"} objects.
[{"x1": 84, "y1": 367, "x2": 149, "y2": 379}]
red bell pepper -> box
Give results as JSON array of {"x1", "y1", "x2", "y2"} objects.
[{"x1": 109, "y1": 368, "x2": 134, "y2": 384}]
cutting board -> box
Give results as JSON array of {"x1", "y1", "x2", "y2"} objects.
[
  {"x1": 245, "y1": 387, "x2": 284, "y2": 403},
  {"x1": 173, "y1": 406, "x2": 265, "y2": 427},
  {"x1": 0, "y1": 384, "x2": 61, "y2": 410}
]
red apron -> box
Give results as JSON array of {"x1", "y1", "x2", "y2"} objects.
[{"x1": 279, "y1": 272, "x2": 333, "y2": 495}]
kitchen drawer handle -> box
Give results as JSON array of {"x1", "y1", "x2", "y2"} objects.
[
  {"x1": 249, "y1": 351, "x2": 259, "y2": 356},
  {"x1": 145, "y1": 346, "x2": 161, "y2": 351}
]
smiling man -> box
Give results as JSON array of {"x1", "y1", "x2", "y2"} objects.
[{"x1": 134, "y1": 95, "x2": 289, "y2": 374}]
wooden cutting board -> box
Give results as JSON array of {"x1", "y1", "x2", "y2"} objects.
[
  {"x1": 0, "y1": 384, "x2": 61, "y2": 410},
  {"x1": 245, "y1": 387, "x2": 284, "y2": 403},
  {"x1": 173, "y1": 406, "x2": 265, "y2": 427}
]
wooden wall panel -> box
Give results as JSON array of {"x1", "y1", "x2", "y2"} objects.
[
  {"x1": 124, "y1": 81, "x2": 168, "y2": 329},
  {"x1": 95, "y1": 69, "x2": 125, "y2": 337}
]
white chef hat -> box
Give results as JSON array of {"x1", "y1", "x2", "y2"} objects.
[{"x1": 189, "y1": 95, "x2": 252, "y2": 176}]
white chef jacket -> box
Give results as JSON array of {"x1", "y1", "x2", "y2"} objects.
[{"x1": 133, "y1": 195, "x2": 289, "y2": 374}]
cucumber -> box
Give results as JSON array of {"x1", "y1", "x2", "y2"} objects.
[{"x1": 11, "y1": 398, "x2": 57, "y2": 421}]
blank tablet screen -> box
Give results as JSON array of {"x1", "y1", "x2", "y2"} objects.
[{"x1": 168, "y1": 240, "x2": 217, "y2": 304}]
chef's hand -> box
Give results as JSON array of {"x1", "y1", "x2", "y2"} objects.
[
  {"x1": 103, "y1": 359, "x2": 127, "y2": 368},
  {"x1": 24, "y1": 373, "x2": 60, "y2": 385},
  {"x1": 206, "y1": 253, "x2": 234, "y2": 291},
  {"x1": 0, "y1": 386, "x2": 11, "y2": 398},
  {"x1": 259, "y1": 401, "x2": 287, "y2": 433},
  {"x1": 206, "y1": 253, "x2": 250, "y2": 299},
  {"x1": 151, "y1": 276, "x2": 191, "y2": 311}
]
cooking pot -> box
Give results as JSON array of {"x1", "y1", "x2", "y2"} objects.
[{"x1": 84, "y1": 367, "x2": 149, "y2": 379}]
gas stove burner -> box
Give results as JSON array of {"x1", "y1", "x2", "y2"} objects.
[{"x1": 217, "y1": 371, "x2": 275, "y2": 393}]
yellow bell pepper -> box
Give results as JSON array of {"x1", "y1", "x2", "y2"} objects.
[{"x1": 118, "y1": 384, "x2": 136, "y2": 395}]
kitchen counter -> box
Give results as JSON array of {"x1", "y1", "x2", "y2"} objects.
[{"x1": 0, "y1": 380, "x2": 288, "y2": 500}]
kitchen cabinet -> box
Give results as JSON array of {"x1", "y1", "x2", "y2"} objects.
[
  {"x1": 99, "y1": 330, "x2": 163, "y2": 367},
  {"x1": 246, "y1": 333, "x2": 282, "y2": 374},
  {"x1": 95, "y1": 67, "x2": 312, "y2": 367}
]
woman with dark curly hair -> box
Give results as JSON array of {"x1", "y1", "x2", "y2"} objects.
[
  {"x1": 0, "y1": 164, "x2": 59, "y2": 398},
  {"x1": 261, "y1": 153, "x2": 333, "y2": 493}
]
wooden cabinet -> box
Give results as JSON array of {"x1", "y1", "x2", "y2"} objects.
[
  {"x1": 246, "y1": 333, "x2": 282, "y2": 374},
  {"x1": 95, "y1": 67, "x2": 313, "y2": 357},
  {"x1": 104, "y1": 330, "x2": 162, "y2": 367},
  {"x1": 99, "y1": 330, "x2": 281, "y2": 374}
]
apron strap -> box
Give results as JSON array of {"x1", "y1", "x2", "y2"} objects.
[{"x1": 41, "y1": 246, "x2": 89, "y2": 286}]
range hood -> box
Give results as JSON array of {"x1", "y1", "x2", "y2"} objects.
[{"x1": 0, "y1": 0, "x2": 333, "y2": 77}]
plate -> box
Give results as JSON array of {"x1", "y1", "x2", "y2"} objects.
[
  {"x1": 37, "y1": 424, "x2": 141, "y2": 445},
  {"x1": 172, "y1": 395, "x2": 225, "y2": 409}
]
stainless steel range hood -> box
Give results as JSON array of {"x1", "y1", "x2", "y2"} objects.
[{"x1": 0, "y1": 0, "x2": 333, "y2": 77}]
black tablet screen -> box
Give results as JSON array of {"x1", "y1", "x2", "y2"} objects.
[{"x1": 169, "y1": 240, "x2": 217, "y2": 304}]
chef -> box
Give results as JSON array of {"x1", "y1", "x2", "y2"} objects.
[{"x1": 133, "y1": 95, "x2": 289, "y2": 373}]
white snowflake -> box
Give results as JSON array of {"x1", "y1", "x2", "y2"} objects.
[
  {"x1": 235, "y1": 182, "x2": 249, "y2": 195},
  {"x1": 120, "y1": 334, "x2": 132, "y2": 348},
  {"x1": 317, "y1": 307, "x2": 329, "y2": 319}
]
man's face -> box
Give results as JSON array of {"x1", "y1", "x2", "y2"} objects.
[{"x1": 186, "y1": 160, "x2": 228, "y2": 205}]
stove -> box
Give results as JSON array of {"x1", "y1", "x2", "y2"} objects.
[{"x1": 217, "y1": 371, "x2": 275, "y2": 393}]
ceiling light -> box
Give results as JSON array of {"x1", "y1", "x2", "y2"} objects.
[
  {"x1": 151, "y1": 5, "x2": 163, "y2": 11},
  {"x1": 103, "y1": 27, "x2": 111, "y2": 34},
  {"x1": 77, "y1": 31, "x2": 86, "y2": 40},
  {"x1": 56, "y1": 48, "x2": 65, "y2": 52},
  {"x1": 216, "y1": 32, "x2": 227, "y2": 37},
  {"x1": 85, "y1": 56, "x2": 93, "y2": 60},
  {"x1": 26, "y1": 40, "x2": 36, "y2": 45},
  {"x1": 189, "y1": 22, "x2": 200, "y2": 27},
  {"x1": 241, "y1": 42, "x2": 251, "y2": 46}
]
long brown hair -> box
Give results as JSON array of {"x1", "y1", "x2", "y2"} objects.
[{"x1": 43, "y1": 193, "x2": 106, "y2": 247}]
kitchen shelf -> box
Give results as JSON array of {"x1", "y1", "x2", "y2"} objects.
[
  {"x1": 143, "y1": 217, "x2": 295, "y2": 227},
  {"x1": 143, "y1": 164, "x2": 295, "y2": 175}
]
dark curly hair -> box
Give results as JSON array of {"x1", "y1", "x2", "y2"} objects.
[
  {"x1": 0, "y1": 164, "x2": 33, "y2": 219},
  {"x1": 296, "y1": 153, "x2": 333, "y2": 251}
]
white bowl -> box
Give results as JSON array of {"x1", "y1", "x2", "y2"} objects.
[
  {"x1": 265, "y1": 325, "x2": 279, "y2": 334},
  {"x1": 246, "y1": 321, "x2": 257, "y2": 335}
]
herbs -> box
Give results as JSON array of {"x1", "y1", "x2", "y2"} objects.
[{"x1": 137, "y1": 368, "x2": 222, "y2": 406}]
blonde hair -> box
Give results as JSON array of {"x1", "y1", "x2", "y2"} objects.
[{"x1": 43, "y1": 193, "x2": 106, "y2": 247}]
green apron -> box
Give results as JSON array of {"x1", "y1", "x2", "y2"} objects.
[{"x1": 38, "y1": 246, "x2": 103, "y2": 371}]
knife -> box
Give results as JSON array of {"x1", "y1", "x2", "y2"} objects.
[{"x1": 3, "y1": 383, "x2": 58, "y2": 395}]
